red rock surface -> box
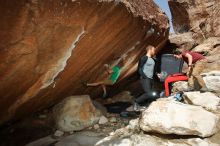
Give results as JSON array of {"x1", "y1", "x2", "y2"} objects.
[
  {"x1": 168, "y1": 0, "x2": 220, "y2": 40},
  {"x1": 0, "y1": 0, "x2": 169, "y2": 124}
]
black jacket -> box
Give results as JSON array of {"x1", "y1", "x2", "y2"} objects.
[{"x1": 138, "y1": 56, "x2": 157, "y2": 79}]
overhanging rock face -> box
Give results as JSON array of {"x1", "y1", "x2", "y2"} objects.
[
  {"x1": 168, "y1": 0, "x2": 220, "y2": 39},
  {"x1": 0, "y1": 0, "x2": 169, "y2": 124}
]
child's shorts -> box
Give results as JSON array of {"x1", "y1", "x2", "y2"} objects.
[{"x1": 103, "y1": 79, "x2": 115, "y2": 85}]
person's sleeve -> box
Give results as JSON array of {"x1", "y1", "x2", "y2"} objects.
[
  {"x1": 138, "y1": 56, "x2": 148, "y2": 78},
  {"x1": 153, "y1": 58, "x2": 159, "y2": 79}
]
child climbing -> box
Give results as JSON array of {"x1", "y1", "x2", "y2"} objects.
[{"x1": 86, "y1": 59, "x2": 124, "y2": 98}]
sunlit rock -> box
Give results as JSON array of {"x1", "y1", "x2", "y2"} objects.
[{"x1": 139, "y1": 99, "x2": 219, "y2": 137}]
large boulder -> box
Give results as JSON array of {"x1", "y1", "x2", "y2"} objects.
[
  {"x1": 0, "y1": 0, "x2": 169, "y2": 125},
  {"x1": 53, "y1": 95, "x2": 102, "y2": 132},
  {"x1": 168, "y1": 0, "x2": 220, "y2": 40},
  {"x1": 139, "y1": 99, "x2": 219, "y2": 137},
  {"x1": 184, "y1": 92, "x2": 220, "y2": 111}
]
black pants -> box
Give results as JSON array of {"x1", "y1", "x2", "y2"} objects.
[{"x1": 135, "y1": 77, "x2": 154, "y2": 104}]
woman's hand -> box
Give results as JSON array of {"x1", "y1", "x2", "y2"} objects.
[{"x1": 157, "y1": 73, "x2": 162, "y2": 79}]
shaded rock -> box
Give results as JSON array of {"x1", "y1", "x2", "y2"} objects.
[
  {"x1": 184, "y1": 92, "x2": 220, "y2": 111},
  {"x1": 26, "y1": 136, "x2": 57, "y2": 146},
  {"x1": 139, "y1": 99, "x2": 219, "y2": 137},
  {"x1": 0, "y1": 0, "x2": 169, "y2": 125},
  {"x1": 98, "y1": 116, "x2": 108, "y2": 125},
  {"x1": 92, "y1": 101, "x2": 107, "y2": 116},
  {"x1": 172, "y1": 81, "x2": 191, "y2": 92},
  {"x1": 96, "y1": 119, "x2": 141, "y2": 145},
  {"x1": 94, "y1": 124, "x2": 100, "y2": 130},
  {"x1": 109, "y1": 117, "x2": 117, "y2": 123},
  {"x1": 169, "y1": 0, "x2": 220, "y2": 40},
  {"x1": 53, "y1": 95, "x2": 102, "y2": 132},
  {"x1": 55, "y1": 131, "x2": 104, "y2": 146},
  {"x1": 201, "y1": 71, "x2": 220, "y2": 93},
  {"x1": 105, "y1": 91, "x2": 134, "y2": 104},
  {"x1": 38, "y1": 114, "x2": 47, "y2": 119},
  {"x1": 54, "y1": 130, "x2": 64, "y2": 137},
  {"x1": 207, "y1": 129, "x2": 220, "y2": 146},
  {"x1": 127, "y1": 118, "x2": 140, "y2": 132}
]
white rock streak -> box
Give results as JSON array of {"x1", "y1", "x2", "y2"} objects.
[{"x1": 41, "y1": 28, "x2": 86, "y2": 89}]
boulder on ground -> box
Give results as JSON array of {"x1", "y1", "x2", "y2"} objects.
[
  {"x1": 139, "y1": 99, "x2": 219, "y2": 137},
  {"x1": 53, "y1": 95, "x2": 102, "y2": 132},
  {"x1": 184, "y1": 92, "x2": 220, "y2": 111}
]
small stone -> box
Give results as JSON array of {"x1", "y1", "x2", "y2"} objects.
[
  {"x1": 94, "y1": 124, "x2": 100, "y2": 129},
  {"x1": 39, "y1": 114, "x2": 47, "y2": 119},
  {"x1": 109, "y1": 117, "x2": 117, "y2": 123},
  {"x1": 9, "y1": 129, "x2": 14, "y2": 133},
  {"x1": 69, "y1": 131, "x2": 74, "y2": 134},
  {"x1": 54, "y1": 130, "x2": 64, "y2": 137},
  {"x1": 99, "y1": 116, "x2": 108, "y2": 125}
]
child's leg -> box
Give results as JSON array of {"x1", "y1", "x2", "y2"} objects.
[
  {"x1": 101, "y1": 84, "x2": 107, "y2": 98},
  {"x1": 87, "y1": 81, "x2": 104, "y2": 87}
]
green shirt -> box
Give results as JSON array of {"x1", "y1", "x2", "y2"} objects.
[{"x1": 109, "y1": 66, "x2": 121, "y2": 83}]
